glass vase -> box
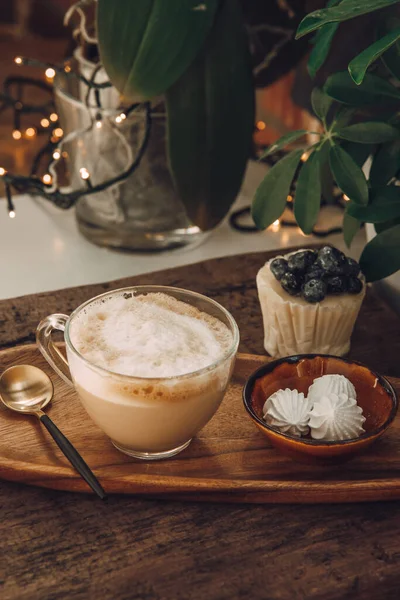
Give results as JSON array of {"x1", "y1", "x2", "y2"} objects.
[{"x1": 53, "y1": 65, "x2": 208, "y2": 251}]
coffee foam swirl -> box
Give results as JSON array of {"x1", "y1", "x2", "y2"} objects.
[{"x1": 69, "y1": 292, "x2": 233, "y2": 378}]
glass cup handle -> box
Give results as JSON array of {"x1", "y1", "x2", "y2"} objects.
[{"x1": 36, "y1": 314, "x2": 73, "y2": 386}]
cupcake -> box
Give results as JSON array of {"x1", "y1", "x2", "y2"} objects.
[{"x1": 257, "y1": 247, "x2": 366, "y2": 357}]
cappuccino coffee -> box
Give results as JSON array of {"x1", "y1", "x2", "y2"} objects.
[
  {"x1": 64, "y1": 290, "x2": 237, "y2": 457},
  {"x1": 70, "y1": 292, "x2": 233, "y2": 378}
]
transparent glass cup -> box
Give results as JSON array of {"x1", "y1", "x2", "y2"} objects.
[{"x1": 36, "y1": 286, "x2": 239, "y2": 460}]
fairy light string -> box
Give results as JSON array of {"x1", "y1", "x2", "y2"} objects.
[{"x1": 1, "y1": 54, "x2": 152, "y2": 217}]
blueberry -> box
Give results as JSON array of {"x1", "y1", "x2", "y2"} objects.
[
  {"x1": 316, "y1": 246, "x2": 346, "y2": 275},
  {"x1": 304, "y1": 265, "x2": 325, "y2": 283},
  {"x1": 270, "y1": 258, "x2": 288, "y2": 281},
  {"x1": 280, "y1": 272, "x2": 304, "y2": 296},
  {"x1": 344, "y1": 257, "x2": 361, "y2": 277},
  {"x1": 347, "y1": 276, "x2": 363, "y2": 294},
  {"x1": 326, "y1": 275, "x2": 348, "y2": 294},
  {"x1": 288, "y1": 250, "x2": 317, "y2": 274},
  {"x1": 302, "y1": 279, "x2": 327, "y2": 303}
]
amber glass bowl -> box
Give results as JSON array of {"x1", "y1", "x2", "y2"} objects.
[{"x1": 243, "y1": 355, "x2": 398, "y2": 465}]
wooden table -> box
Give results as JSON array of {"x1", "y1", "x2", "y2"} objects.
[{"x1": 1, "y1": 249, "x2": 400, "y2": 600}]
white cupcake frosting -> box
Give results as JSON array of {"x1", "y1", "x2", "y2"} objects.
[
  {"x1": 308, "y1": 392, "x2": 365, "y2": 441},
  {"x1": 263, "y1": 388, "x2": 312, "y2": 437},
  {"x1": 308, "y1": 374, "x2": 356, "y2": 404}
]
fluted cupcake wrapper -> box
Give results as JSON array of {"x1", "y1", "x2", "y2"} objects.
[{"x1": 257, "y1": 263, "x2": 366, "y2": 358}]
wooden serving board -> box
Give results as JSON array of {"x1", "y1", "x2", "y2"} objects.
[{"x1": 1, "y1": 344, "x2": 400, "y2": 504}]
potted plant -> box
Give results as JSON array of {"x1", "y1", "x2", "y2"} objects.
[
  {"x1": 84, "y1": 0, "x2": 311, "y2": 248},
  {"x1": 252, "y1": 0, "x2": 400, "y2": 309}
]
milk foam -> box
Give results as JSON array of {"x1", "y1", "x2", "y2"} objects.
[{"x1": 69, "y1": 292, "x2": 233, "y2": 378}]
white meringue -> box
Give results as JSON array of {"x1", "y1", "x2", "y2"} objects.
[
  {"x1": 308, "y1": 374, "x2": 356, "y2": 405},
  {"x1": 309, "y1": 392, "x2": 365, "y2": 441},
  {"x1": 263, "y1": 388, "x2": 312, "y2": 437}
]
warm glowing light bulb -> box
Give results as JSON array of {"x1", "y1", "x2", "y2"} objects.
[
  {"x1": 270, "y1": 219, "x2": 280, "y2": 232},
  {"x1": 96, "y1": 120, "x2": 102, "y2": 129},
  {"x1": 42, "y1": 174, "x2": 52, "y2": 184},
  {"x1": 0, "y1": 167, "x2": 6, "y2": 176},
  {"x1": 301, "y1": 152, "x2": 308, "y2": 162},
  {"x1": 115, "y1": 116, "x2": 122, "y2": 124},
  {"x1": 49, "y1": 113, "x2": 58, "y2": 122},
  {"x1": 80, "y1": 167, "x2": 90, "y2": 180},
  {"x1": 14, "y1": 56, "x2": 23, "y2": 65},
  {"x1": 287, "y1": 195, "x2": 293, "y2": 202},
  {"x1": 9, "y1": 210, "x2": 16, "y2": 219},
  {"x1": 25, "y1": 127, "x2": 36, "y2": 138},
  {"x1": 12, "y1": 130, "x2": 22, "y2": 140},
  {"x1": 41, "y1": 118, "x2": 50, "y2": 128},
  {"x1": 53, "y1": 128, "x2": 64, "y2": 138},
  {"x1": 120, "y1": 113, "x2": 126, "y2": 121},
  {"x1": 343, "y1": 194, "x2": 350, "y2": 202},
  {"x1": 256, "y1": 120, "x2": 266, "y2": 131},
  {"x1": 45, "y1": 68, "x2": 56, "y2": 80},
  {"x1": 53, "y1": 150, "x2": 61, "y2": 160},
  {"x1": 64, "y1": 64, "x2": 72, "y2": 73}
]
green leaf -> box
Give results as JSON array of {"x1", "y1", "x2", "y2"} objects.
[
  {"x1": 360, "y1": 224, "x2": 400, "y2": 281},
  {"x1": 329, "y1": 144, "x2": 369, "y2": 205},
  {"x1": 97, "y1": 0, "x2": 219, "y2": 100},
  {"x1": 375, "y1": 217, "x2": 400, "y2": 233},
  {"x1": 370, "y1": 140, "x2": 400, "y2": 186},
  {"x1": 319, "y1": 139, "x2": 334, "y2": 202},
  {"x1": 347, "y1": 186, "x2": 400, "y2": 222},
  {"x1": 259, "y1": 130, "x2": 308, "y2": 159},
  {"x1": 324, "y1": 71, "x2": 400, "y2": 105},
  {"x1": 378, "y1": 17, "x2": 400, "y2": 79},
  {"x1": 252, "y1": 149, "x2": 303, "y2": 229},
  {"x1": 311, "y1": 88, "x2": 333, "y2": 121},
  {"x1": 296, "y1": 0, "x2": 400, "y2": 39},
  {"x1": 294, "y1": 151, "x2": 322, "y2": 235},
  {"x1": 348, "y1": 26, "x2": 400, "y2": 84},
  {"x1": 166, "y1": 0, "x2": 254, "y2": 231},
  {"x1": 341, "y1": 141, "x2": 373, "y2": 168},
  {"x1": 332, "y1": 107, "x2": 355, "y2": 129},
  {"x1": 343, "y1": 211, "x2": 361, "y2": 247},
  {"x1": 308, "y1": 22, "x2": 339, "y2": 79},
  {"x1": 335, "y1": 122, "x2": 399, "y2": 143}
]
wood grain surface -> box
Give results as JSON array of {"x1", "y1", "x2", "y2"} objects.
[
  {"x1": 2, "y1": 344, "x2": 400, "y2": 505},
  {"x1": 1, "y1": 248, "x2": 400, "y2": 600}
]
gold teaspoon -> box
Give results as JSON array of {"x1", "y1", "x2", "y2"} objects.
[{"x1": 0, "y1": 364, "x2": 106, "y2": 499}]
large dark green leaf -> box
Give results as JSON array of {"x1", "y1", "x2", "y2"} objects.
[
  {"x1": 360, "y1": 224, "x2": 400, "y2": 281},
  {"x1": 348, "y1": 27, "x2": 400, "y2": 85},
  {"x1": 343, "y1": 211, "x2": 361, "y2": 247},
  {"x1": 335, "y1": 122, "x2": 399, "y2": 143},
  {"x1": 329, "y1": 144, "x2": 369, "y2": 205},
  {"x1": 260, "y1": 130, "x2": 308, "y2": 159},
  {"x1": 348, "y1": 186, "x2": 400, "y2": 222},
  {"x1": 378, "y1": 17, "x2": 400, "y2": 79},
  {"x1": 308, "y1": 22, "x2": 339, "y2": 79},
  {"x1": 324, "y1": 71, "x2": 400, "y2": 105},
  {"x1": 252, "y1": 150, "x2": 303, "y2": 229},
  {"x1": 375, "y1": 217, "x2": 400, "y2": 233},
  {"x1": 294, "y1": 151, "x2": 321, "y2": 235},
  {"x1": 341, "y1": 141, "x2": 373, "y2": 168},
  {"x1": 332, "y1": 107, "x2": 355, "y2": 129},
  {"x1": 296, "y1": 0, "x2": 400, "y2": 39},
  {"x1": 319, "y1": 139, "x2": 334, "y2": 202},
  {"x1": 311, "y1": 88, "x2": 332, "y2": 121},
  {"x1": 97, "y1": 0, "x2": 218, "y2": 99},
  {"x1": 370, "y1": 140, "x2": 400, "y2": 186},
  {"x1": 166, "y1": 0, "x2": 254, "y2": 231}
]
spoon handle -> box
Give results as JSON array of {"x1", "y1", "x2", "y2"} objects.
[{"x1": 40, "y1": 415, "x2": 107, "y2": 500}]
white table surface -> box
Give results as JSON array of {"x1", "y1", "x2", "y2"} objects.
[{"x1": 0, "y1": 163, "x2": 366, "y2": 301}]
